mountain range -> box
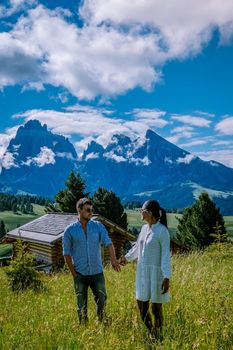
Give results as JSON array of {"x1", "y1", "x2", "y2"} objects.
[{"x1": 0, "y1": 120, "x2": 233, "y2": 214}]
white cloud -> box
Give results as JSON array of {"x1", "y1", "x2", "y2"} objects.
[
  {"x1": 56, "y1": 152, "x2": 75, "y2": 160},
  {"x1": 0, "y1": 5, "x2": 162, "y2": 98},
  {"x1": 85, "y1": 152, "x2": 100, "y2": 160},
  {"x1": 0, "y1": 1, "x2": 233, "y2": 99},
  {"x1": 0, "y1": 0, "x2": 36, "y2": 18},
  {"x1": 14, "y1": 106, "x2": 169, "y2": 154},
  {"x1": 195, "y1": 111, "x2": 215, "y2": 118},
  {"x1": 178, "y1": 139, "x2": 207, "y2": 148},
  {"x1": 177, "y1": 154, "x2": 196, "y2": 164},
  {"x1": 130, "y1": 108, "x2": 168, "y2": 129},
  {"x1": 33, "y1": 147, "x2": 55, "y2": 167},
  {"x1": 0, "y1": 134, "x2": 11, "y2": 159},
  {"x1": 1, "y1": 151, "x2": 19, "y2": 169},
  {"x1": 171, "y1": 114, "x2": 212, "y2": 127},
  {"x1": 0, "y1": 126, "x2": 19, "y2": 162},
  {"x1": 104, "y1": 151, "x2": 127, "y2": 163},
  {"x1": 214, "y1": 140, "x2": 233, "y2": 146},
  {"x1": 80, "y1": 0, "x2": 233, "y2": 57},
  {"x1": 195, "y1": 149, "x2": 233, "y2": 168},
  {"x1": 215, "y1": 116, "x2": 233, "y2": 135},
  {"x1": 24, "y1": 146, "x2": 56, "y2": 167},
  {"x1": 166, "y1": 135, "x2": 180, "y2": 144},
  {"x1": 171, "y1": 126, "x2": 194, "y2": 134}
]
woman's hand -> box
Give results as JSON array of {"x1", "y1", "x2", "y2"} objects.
[
  {"x1": 161, "y1": 278, "x2": 169, "y2": 294},
  {"x1": 119, "y1": 256, "x2": 127, "y2": 266}
]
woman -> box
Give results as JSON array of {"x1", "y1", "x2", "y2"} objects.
[{"x1": 120, "y1": 200, "x2": 171, "y2": 339}]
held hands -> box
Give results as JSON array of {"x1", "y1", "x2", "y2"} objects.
[
  {"x1": 110, "y1": 256, "x2": 128, "y2": 271},
  {"x1": 110, "y1": 257, "x2": 121, "y2": 272},
  {"x1": 161, "y1": 278, "x2": 170, "y2": 294},
  {"x1": 119, "y1": 256, "x2": 127, "y2": 266}
]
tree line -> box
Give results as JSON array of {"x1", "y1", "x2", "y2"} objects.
[
  {"x1": 0, "y1": 171, "x2": 228, "y2": 250},
  {"x1": 0, "y1": 193, "x2": 49, "y2": 214}
]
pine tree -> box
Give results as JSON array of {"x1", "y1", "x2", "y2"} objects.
[
  {"x1": 12, "y1": 203, "x2": 18, "y2": 214},
  {"x1": 92, "y1": 187, "x2": 128, "y2": 229},
  {"x1": 55, "y1": 171, "x2": 87, "y2": 212},
  {"x1": 176, "y1": 192, "x2": 226, "y2": 249},
  {"x1": 0, "y1": 220, "x2": 6, "y2": 239}
]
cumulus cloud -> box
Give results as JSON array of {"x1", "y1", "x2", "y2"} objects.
[
  {"x1": 14, "y1": 106, "x2": 170, "y2": 152},
  {"x1": 0, "y1": 5, "x2": 161, "y2": 98},
  {"x1": 171, "y1": 114, "x2": 212, "y2": 127},
  {"x1": 0, "y1": 1, "x2": 232, "y2": 99},
  {"x1": 80, "y1": 0, "x2": 233, "y2": 58},
  {"x1": 178, "y1": 140, "x2": 208, "y2": 148},
  {"x1": 24, "y1": 146, "x2": 56, "y2": 167},
  {"x1": 171, "y1": 126, "x2": 194, "y2": 134},
  {"x1": 104, "y1": 151, "x2": 127, "y2": 163},
  {"x1": 1, "y1": 151, "x2": 19, "y2": 169},
  {"x1": 85, "y1": 152, "x2": 100, "y2": 160},
  {"x1": 195, "y1": 149, "x2": 233, "y2": 168},
  {"x1": 0, "y1": 0, "x2": 36, "y2": 18},
  {"x1": 215, "y1": 116, "x2": 233, "y2": 135},
  {"x1": 130, "y1": 108, "x2": 168, "y2": 128},
  {"x1": 0, "y1": 126, "x2": 19, "y2": 163}
]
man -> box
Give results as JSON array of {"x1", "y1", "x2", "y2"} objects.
[{"x1": 62, "y1": 197, "x2": 120, "y2": 323}]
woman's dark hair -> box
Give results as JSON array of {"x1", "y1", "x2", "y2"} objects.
[{"x1": 143, "y1": 200, "x2": 167, "y2": 228}]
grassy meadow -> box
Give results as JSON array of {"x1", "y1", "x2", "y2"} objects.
[
  {"x1": 1, "y1": 248, "x2": 233, "y2": 350},
  {"x1": 126, "y1": 210, "x2": 233, "y2": 239},
  {"x1": 0, "y1": 204, "x2": 46, "y2": 232},
  {"x1": 1, "y1": 207, "x2": 233, "y2": 239}
]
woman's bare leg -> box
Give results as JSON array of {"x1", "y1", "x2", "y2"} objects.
[
  {"x1": 151, "y1": 303, "x2": 163, "y2": 338},
  {"x1": 136, "y1": 300, "x2": 153, "y2": 333}
]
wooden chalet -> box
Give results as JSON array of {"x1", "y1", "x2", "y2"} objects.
[{"x1": 4, "y1": 213, "x2": 136, "y2": 268}]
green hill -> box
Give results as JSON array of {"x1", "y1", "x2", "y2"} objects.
[
  {"x1": 0, "y1": 247, "x2": 232, "y2": 350},
  {"x1": 0, "y1": 204, "x2": 46, "y2": 232},
  {"x1": 1, "y1": 207, "x2": 232, "y2": 240},
  {"x1": 126, "y1": 210, "x2": 233, "y2": 239}
]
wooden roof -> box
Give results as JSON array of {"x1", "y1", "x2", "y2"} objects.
[{"x1": 6, "y1": 213, "x2": 135, "y2": 245}]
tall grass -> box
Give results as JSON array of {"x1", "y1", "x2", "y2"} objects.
[{"x1": 1, "y1": 247, "x2": 232, "y2": 350}]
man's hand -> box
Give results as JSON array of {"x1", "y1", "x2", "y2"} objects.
[
  {"x1": 119, "y1": 256, "x2": 127, "y2": 266},
  {"x1": 110, "y1": 258, "x2": 121, "y2": 272},
  {"x1": 161, "y1": 278, "x2": 169, "y2": 294}
]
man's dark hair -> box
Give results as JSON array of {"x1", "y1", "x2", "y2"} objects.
[{"x1": 76, "y1": 198, "x2": 93, "y2": 210}]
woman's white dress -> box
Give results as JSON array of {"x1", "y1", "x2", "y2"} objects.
[{"x1": 125, "y1": 221, "x2": 171, "y2": 303}]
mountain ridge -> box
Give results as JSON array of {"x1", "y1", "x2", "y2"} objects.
[{"x1": 0, "y1": 120, "x2": 233, "y2": 214}]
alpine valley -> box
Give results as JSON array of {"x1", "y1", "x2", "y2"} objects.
[{"x1": 1, "y1": 120, "x2": 233, "y2": 214}]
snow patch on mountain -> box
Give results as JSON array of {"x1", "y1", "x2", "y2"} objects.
[
  {"x1": 188, "y1": 182, "x2": 233, "y2": 199},
  {"x1": 177, "y1": 154, "x2": 196, "y2": 164}
]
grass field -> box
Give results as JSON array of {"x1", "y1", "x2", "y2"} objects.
[
  {"x1": 126, "y1": 210, "x2": 233, "y2": 238},
  {"x1": 1, "y1": 207, "x2": 232, "y2": 239},
  {"x1": 0, "y1": 244, "x2": 12, "y2": 257},
  {"x1": 0, "y1": 247, "x2": 233, "y2": 350},
  {"x1": 0, "y1": 204, "x2": 46, "y2": 232}
]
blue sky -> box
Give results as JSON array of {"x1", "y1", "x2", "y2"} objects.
[{"x1": 0, "y1": 0, "x2": 233, "y2": 167}]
